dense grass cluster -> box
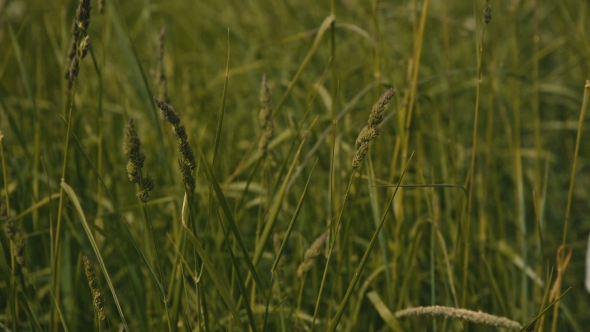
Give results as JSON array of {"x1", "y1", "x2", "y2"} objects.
[{"x1": 1, "y1": 0, "x2": 590, "y2": 330}]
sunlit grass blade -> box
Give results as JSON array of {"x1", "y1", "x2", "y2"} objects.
[{"x1": 60, "y1": 181, "x2": 128, "y2": 329}]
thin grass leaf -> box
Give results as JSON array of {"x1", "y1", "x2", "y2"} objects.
[
  {"x1": 367, "y1": 291, "x2": 404, "y2": 331},
  {"x1": 288, "y1": 81, "x2": 378, "y2": 190},
  {"x1": 212, "y1": 29, "x2": 230, "y2": 167},
  {"x1": 263, "y1": 159, "x2": 318, "y2": 330},
  {"x1": 50, "y1": 291, "x2": 70, "y2": 332},
  {"x1": 220, "y1": 220, "x2": 257, "y2": 332},
  {"x1": 253, "y1": 117, "x2": 318, "y2": 266},
  {"x1": 67, "y1": 122, "x2": 167, "y2": 297},
  {"x1": 327, "y1": 152, "x2": 414, "y2": 332},
  {"x1": 519, "y1": 288, "x2": 570, "y2": 332},
  {"x1": 182, "y1": 224, "x2": 246, "y2": 331},
  {"x1": 106, "y1": 2, "x2": 168, "y2": 177},
  {"x1": 18, "y1": 291, "x2": 43, "y2": 332},
  {"x1": 8, "y1": 26, "x2": 37, "y2": 116},
  {"x1": 194, "y1": 142, "x2": 267, "y2": 293},
  {"x1": 366, "y1": 156, "x2": 392, "y2": 307},
  {"x1": 273, "y1": 14, "x2": 335, "y2": 116},
  {"x1": 60, "y1": 181, "x2": 128, "y2": 329}
]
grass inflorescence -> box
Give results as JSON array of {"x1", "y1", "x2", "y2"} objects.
[{"x1": 1, "y1": 0, "x2": 590, "y2": 331}]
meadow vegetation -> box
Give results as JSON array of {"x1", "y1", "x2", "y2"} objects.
[{"x1": 1, "y1": 0, "x2": 590, "y2": 330}]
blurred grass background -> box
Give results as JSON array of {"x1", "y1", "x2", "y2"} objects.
[{"x1": 1, "y1": 0, "x2": 590, "y2": 330}]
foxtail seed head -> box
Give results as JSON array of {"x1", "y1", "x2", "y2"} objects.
[{"x1": 352, "y1": 88, "x2": 395, "y2": 169}]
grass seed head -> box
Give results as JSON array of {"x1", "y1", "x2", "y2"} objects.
[
  {"x1": 352, "y1": 88, "x2": 395, "y2": 169},
  {"x1": 138, "y1": 174, "x2": 155, "y2": 202},
  {"x1": 259, "y1": 74, "x2": 273, "y2": 128},
  {"x1": 124, "y1": 119, "x2": 155, "y2": 201},
  {"x1": 258, "y1": 74, "x2": 274, "y2": 159},
  {"x1": 83, "y1": 255, "x2": 107, "y2": 321},
  {"x1": 124, "y1": 119, "x2": 146, "y2": 183},
  {"x1": 65, "y1": 0, "x2": 91, "y2": 89},
  {"x1": 156, "y1": 27, "x2": 170, "y2": 103},
  {"x1": 367, "y1": 88, "x2": 395, "y2": 127},
  {"x1": 78, "y1": 36, "x2": 90, "y2": 59},
  {"x1": 297, "y1": 232, "x2": 328, "y2": 277},
  {"x1": 1, "y1": 202, "x2": 26, "y2": 265},
  {"x1": 13, "y1": 229, "x2": 26, "y2": 265},
  {"x1": 484, "y1": 1, "x2": 492, "y2": 24},
  {"x1": 395, "y1": 305, "x2": 521, "y2": 330},
  {"x1": 155, "y1": 98, "x2": 181, "y2": 126},
  {"x1": 178, "y1": 158, "x2": 196, "y2": 192},
  {"x1": 74, "y1": 0, "x2": 92, "y2": 37},
  {"x1": 156, "y1": 98, "x2": 198, "y2": 190}
]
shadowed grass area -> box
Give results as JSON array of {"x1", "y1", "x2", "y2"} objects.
[{"x1": 1, "y1": 0, "x2": 590, "y2": 330}]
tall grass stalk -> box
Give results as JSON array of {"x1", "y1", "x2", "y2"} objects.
[
  {"x1": 3, "y1": 0, "x2": 590, "y2": 330},
  {"x1": 327, "y1": 153, "x2": 413, "y2": 332},
  {"x1": 551, "y1": 80, "x2": 590, "y2": 331},
  {"x1": 462, "y1": 1, "x2": 489, "y2": 308}
]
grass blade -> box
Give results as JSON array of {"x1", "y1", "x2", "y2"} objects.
[
  {"x1": 327, "y1": 152, "x2": 414, "y2": 332},
  {"x1": 194, "y1": 142, "x2": 267, "y2": 293},
  {"x1": 253, "y1": 117, "x2": 318, "y2": 266},
  {"x1": 263, "y1": 159, "x2": 318, "y2": 330},
  {"x1": 273, "y1": 14, "x2": 335, "y2": 116},
  {"x1": 182, "y1": 224, "x2": 246, "y2": 331},
  {"x1": 60, "y1": 181, "x2": 128, "y2": 329},
  {"x1": 212, "y1": 29, "x2": 231, "y2": 167}
]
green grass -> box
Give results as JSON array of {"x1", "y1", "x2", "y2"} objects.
[{"x1": 1, "y1": 0, "x2": 590, "y2": 330}]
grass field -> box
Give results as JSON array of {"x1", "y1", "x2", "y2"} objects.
[{"x1": 1, "y1": 0, "x2": 590, "y2": 330}]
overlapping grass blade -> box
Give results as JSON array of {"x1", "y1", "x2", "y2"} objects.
[
  {"x1": 273, "y1": 14, "x2": 335, "y2": 116},
  {"x1": 220, "y1": 220, "x2": 257, "y2": 332},
  {"x1": 182, "y1": 224, "x2": 246, "y2": 331},
  {"x1": 327, "y1": 152, "x2": 413, "y2": 332},
  {"x1": 212, "y1": 29, "x2": 231, "y2": 166},
  {"x1": 60, "y1": 181, "x2": 128, "y2": 328},
  {"x1": 263, "y1": 159, "x2": 318, "y2": 330},
  {"x1": 253, "y1": 117, "x2": 318, "y2": 266},
  {"x1": 194, "y1": 142, "x2": 267, "y2": 293}
]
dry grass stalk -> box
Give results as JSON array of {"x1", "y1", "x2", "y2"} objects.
[
  {"x1": 155, "y1": 98, "x2": 197, "y2": 192},
  {"x1": 258, "y1": 74, "x2": 274, "y2": 159},
  {"x1": 395, "y1": 305, "x2": 521, "y2": 330},
  {"x1": 83, "y1": 255, "x2": 107, "y2": 321},
  {"x1": 352, "y1": 88, "x2": 395, "y2": 169},
  {"x1": 297, "y1": 232, "x2": 328, "y2": 277},
  {"x1": 124, "y1": 119, "x2": 155, "y2": 202}
]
